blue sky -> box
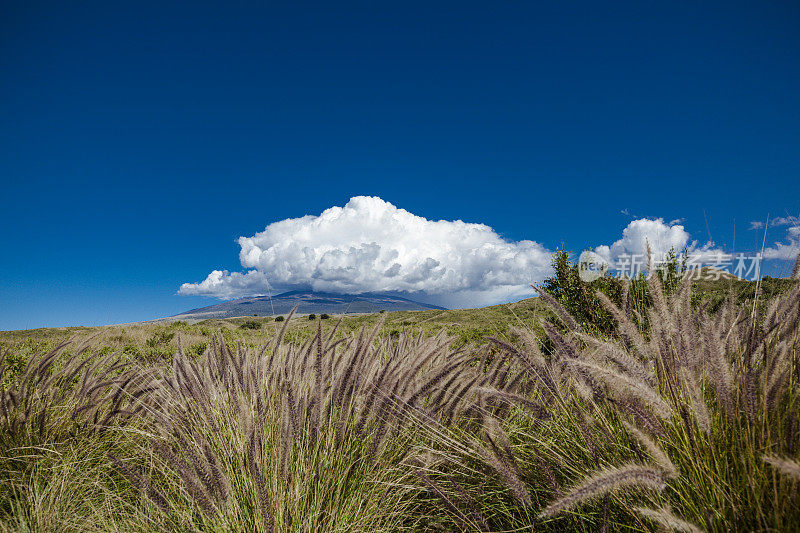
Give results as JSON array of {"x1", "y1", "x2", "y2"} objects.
[{"x1": 1, "y1": 1, "x2": 799, "y2": 330}]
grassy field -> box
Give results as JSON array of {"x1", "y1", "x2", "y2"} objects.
[
  {"x1": 0, "y1": 297, "x2": 549, "y2": 372},
  {"x1": 1, "y1": 275, "x2": 799, "y2": 532}
]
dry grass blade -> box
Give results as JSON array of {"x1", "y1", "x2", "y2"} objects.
[
  {"x1": 623, "y1": 422, "x2": 678, "y2": 478},
  {"x1": 477, "y1": 388, "x2": 551, "y2": 421},
  {"x1": 468, "y1": 436, "x2": 531, "y2": 507},
  {"x1": 792, "y1": 248, "x2": 800, "y2": 279},
  {"x1": 109, "y1": 455, "x2": 171, "y2": 515},
  {"x1": 415, "y1": 471, "x2": 487, "y2": 531},
  {"x1": 645, "y1": 242, "x2": 675, "y2": 334},
  {"x1": 153, "y1": 441, "x2": 217, "y2": 516},
  {"x1": 247, "y1": 425, "x2": 275, "y2": 532},
  {"x1": 539, "y1": 464, "x2": 668, "y2": 518},
  {"x1": 763, "y1": 455, "x2": 800, "y2": 480},
  {"x1": 679, "y1": 368, "x2": 711, "y2": 434},
  {"x1": 532, "y1": 284, "x2": 581, "y2": 332},
  {"x1": 595, "y1": 291, "x2": 651, "y2": 362},
  {"x1": 635, "y1": 506, "x2": 704, "y2": 533},
  {"x1": 565, "y1": 358, "x2": 672, "y2": 420}
]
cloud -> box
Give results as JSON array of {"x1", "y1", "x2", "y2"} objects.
[
  {"x1": 592, "y1": 217, "x2": 798, "y2": 271},
  {"x1": 592, "y1": 218, "x2": 692, "y2": 264},
  {"x1": 179, "y1": 198, "x2": 799, "y2": 308},
  {"x1": 749, "y1": 215, "x2": 799, "y2": 230},
  {"x1": 772, "y1": 215, "x2": 800, "y2": 227},
  {"x1": 591, "y1": 218, "x2": 734, "y2": 270},
  {"x1": 748, "y1": 216, "x2": 800, "y2": 260},
  {"x1": 763, "y1": 225, "x2": 800, "y2": 260},
  {"x1": 178, "y1": 270, "x2": 272, "y2": 301},
  {"x1": 179, "y1": 196, "x2": 553, "y2": 306}
]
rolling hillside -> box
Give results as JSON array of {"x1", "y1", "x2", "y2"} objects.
[{"x1": 169, "y1": 291, "x2": 445, "y2": 320}]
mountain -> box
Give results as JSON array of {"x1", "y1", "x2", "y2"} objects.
[{"x1": 169, "y1": 291, "x2": 446, "y2": 320}]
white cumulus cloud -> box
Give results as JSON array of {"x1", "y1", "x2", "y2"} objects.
[
  {"x1": 179, "y1": 196, "x2": 554, "y2": 307},
  {"x1": 179, "y1": 198, "x2": 798, "y2": 309},
  {"x1": 593, "y1": 218, "x2": 692, "y2": 264},
  {"x1": 592, "y1": 218, "x2": 732, "y2": 268}
]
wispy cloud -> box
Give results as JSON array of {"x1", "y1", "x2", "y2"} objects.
[
  {"x1": 748, "y1": 216, "x2": 800, "y2": 260},
  {"x1": 770, "y1": 215, "x2": 800, "y2": 227},
  {"x1": 763, "y1": 226, "x2": 800, "y2": 260},
  {"x1": 749, "y1": 215, "x2": 799, "y2": 231}
]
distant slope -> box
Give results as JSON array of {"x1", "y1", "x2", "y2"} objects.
[{"x1": 170, "y1": 291, "x2": 446, "y2": 320}]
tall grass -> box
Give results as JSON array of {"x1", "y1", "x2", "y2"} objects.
[
  {"x1": 1, "y1": 271, "x2": 799, "y2": 531},
  {"x1": 434, "y1": 268, "x2": 800, "y2": 531}
]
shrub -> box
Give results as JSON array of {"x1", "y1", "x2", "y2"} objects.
[
  {"x1": 145, "y1": 330, "x2": 175, "y2": 348},
  {"x1": 320, "y1": 313, "x2": 330, "y2": 320},
  {"x1": 540, "y1": 247, "x2": 687, "y2": 336},
  {"x1": 307, "y1": 314, "x2": 316, "y2": 320},
  {"x1": 239, "y1": 320, "x2": 261, "y2": 330},
  {"x1": 122, "y1": 344, "x2": 141, "y2": 358},
  {"x1": 274, "y1": 316, "x2": 284, "y2": 322},
  {"x1": 186, "y1": 342, "x2": 207, "y2": 357},
  {"x1": 539, "y1": 248, "x2": 622, "y2": 336}
]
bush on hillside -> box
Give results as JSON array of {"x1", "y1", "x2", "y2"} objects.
[{"x1": 540, "y1": 247, "x2": 687, "y2": 336}]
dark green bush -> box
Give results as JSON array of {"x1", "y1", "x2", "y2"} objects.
[
  {"x1": 308, "y1": 314, "x2": 316, "y2": 320},
  {"x1": 186, "y1": 342, "x2": 207, "y2": 357},
  {"x1": 239, "y1": 320, "x2": 261, "y2": 330},
  {"x1": 122, "y1": 344, "x2": 141, "y2": 358},
  {"x1": 541, "y1": 248, "x2": 687, "y2": 336},
  {"x1": 275, "y1": 316, "x2": 284, "y2": 322},
  {"x1": 320, "y1": 313, "x2": 330, "y2": 320},
  {"x1": 145, "y1": 330, "x2": 175, "y2": 348}
]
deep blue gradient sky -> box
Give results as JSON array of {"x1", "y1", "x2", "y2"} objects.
[{"x1": 1, "y1": 1, "x2": 799, "y2": 330}]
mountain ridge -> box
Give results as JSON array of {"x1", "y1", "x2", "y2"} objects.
[{"x1": 170, "y1": 291, "x2": 446, "y2": 320}]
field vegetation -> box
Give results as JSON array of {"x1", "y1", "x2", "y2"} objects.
[{"x1": 1, "y1": 251, "x2": 799, "y2": 531}]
